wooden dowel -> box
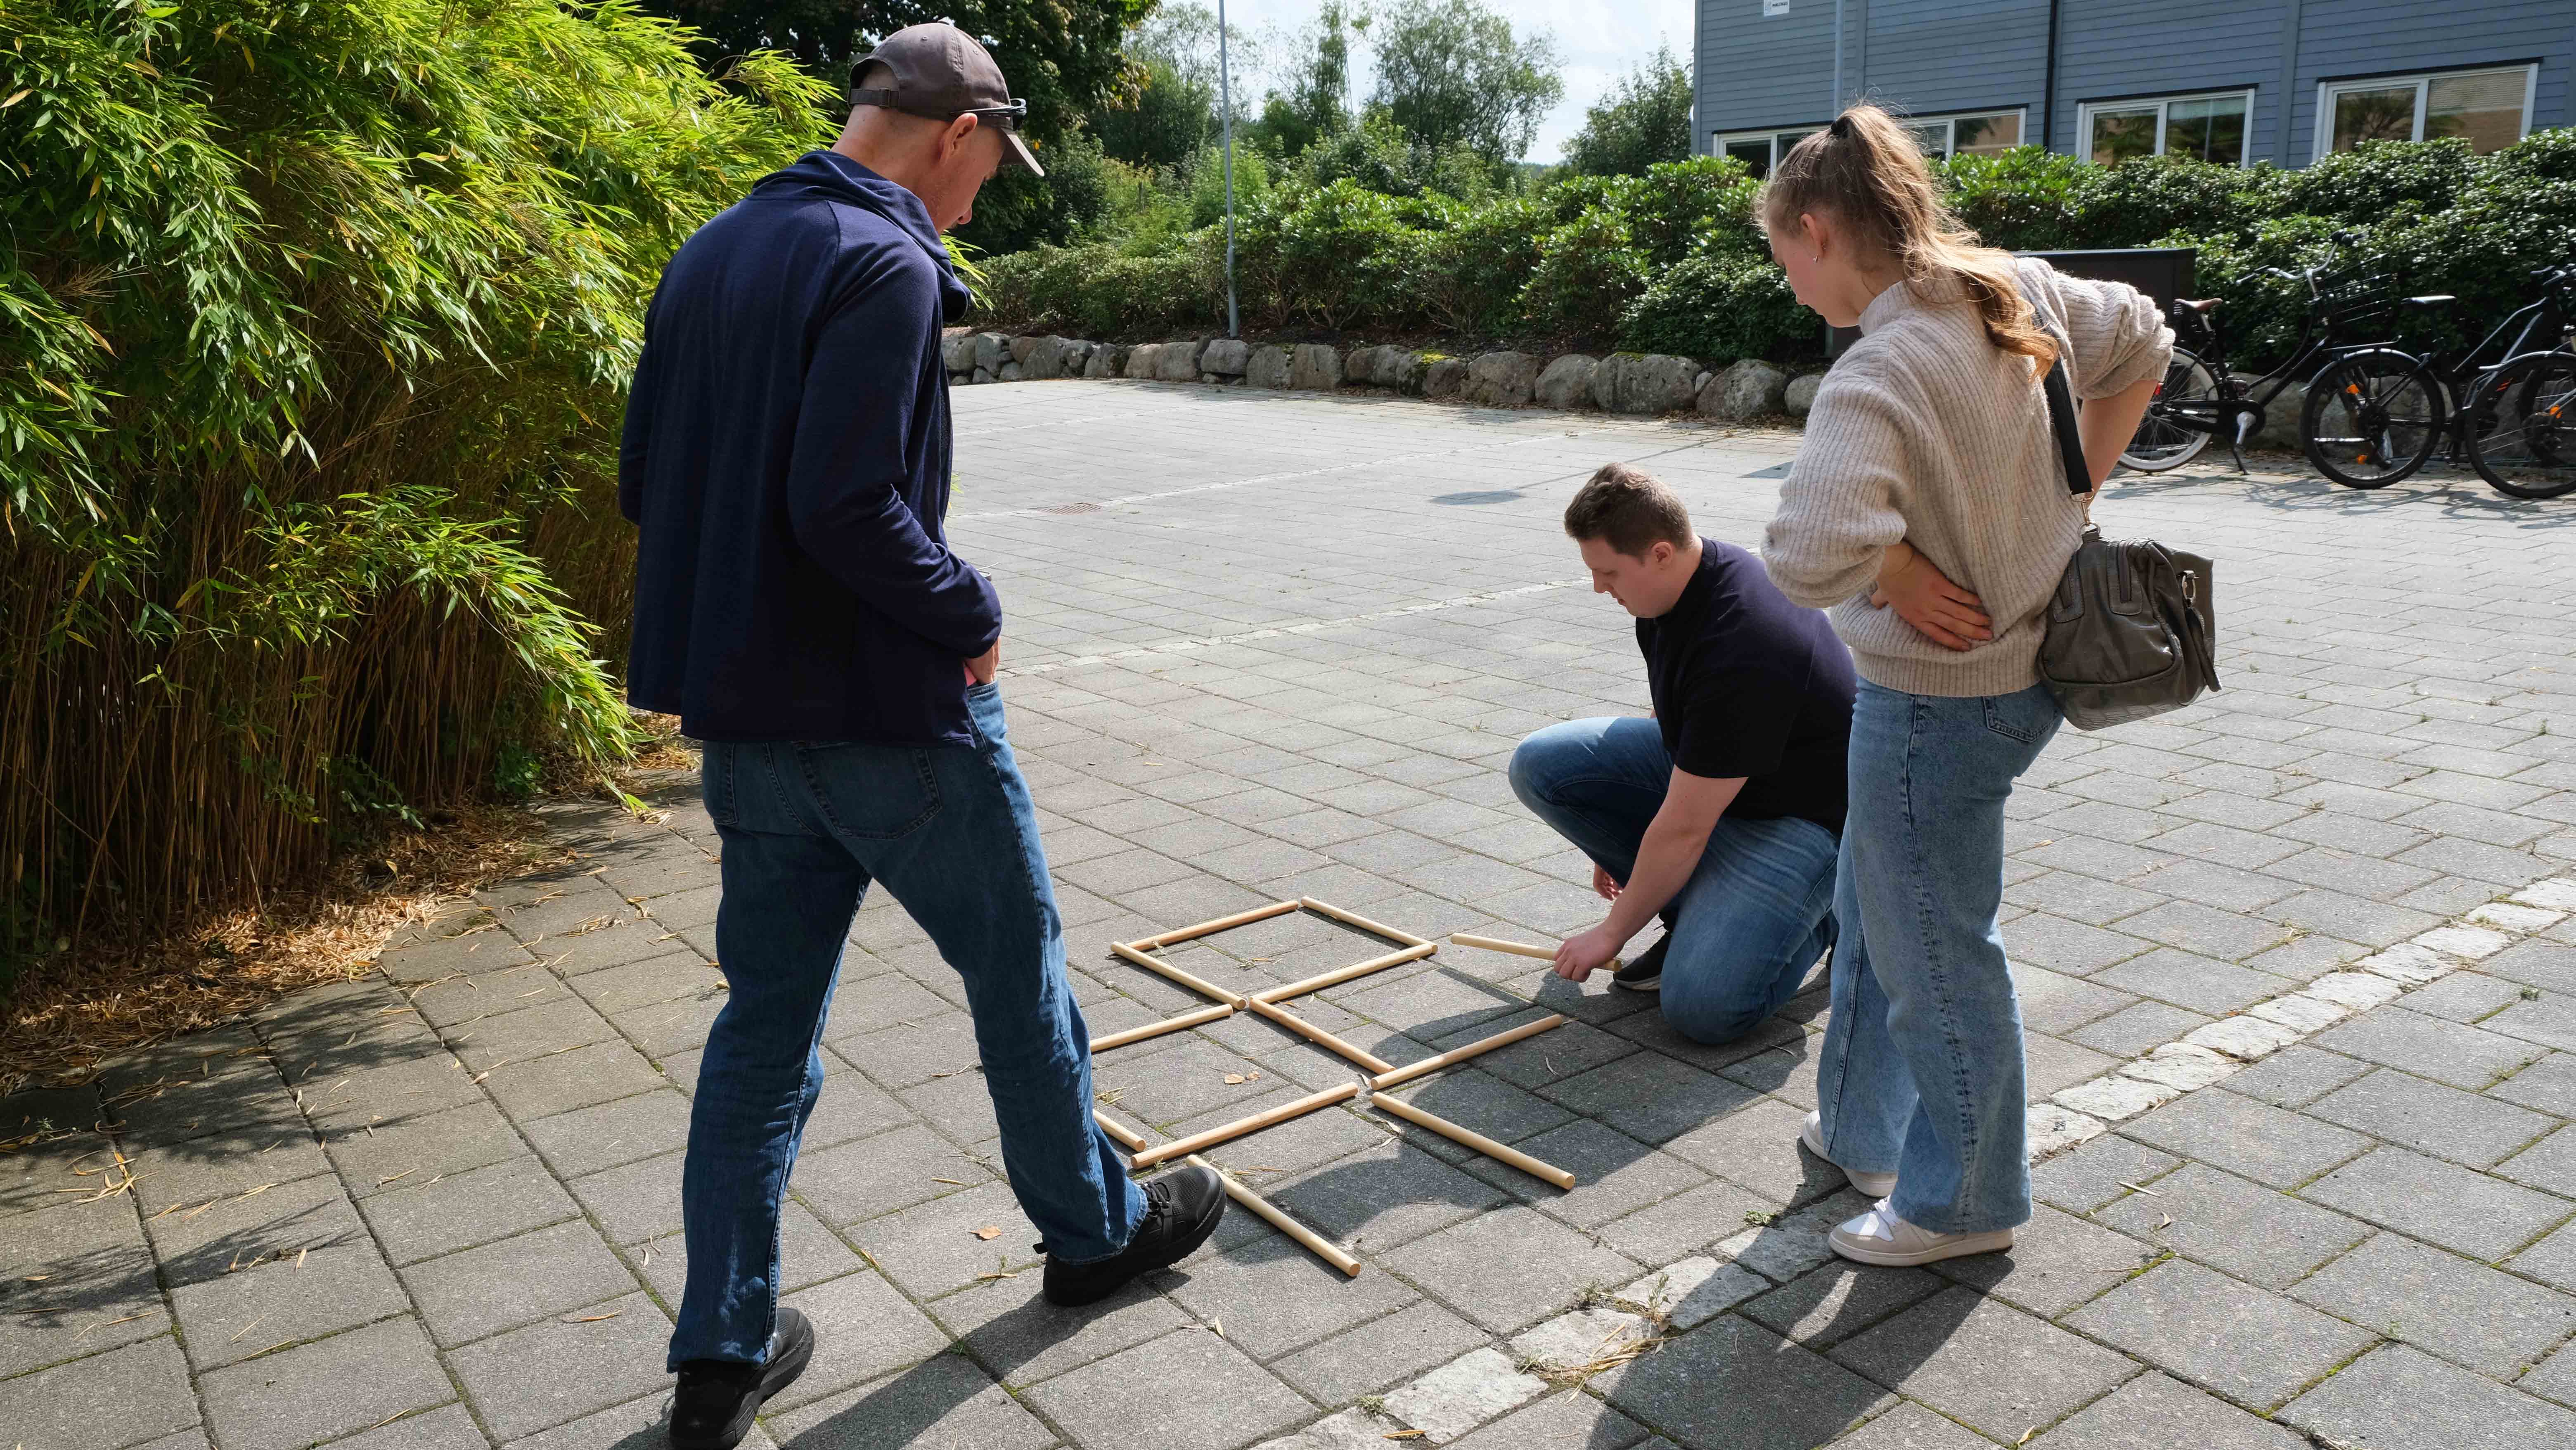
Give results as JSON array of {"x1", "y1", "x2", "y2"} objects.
[
  {"x1": 1245, "y1": 998, "x2": 1396, "y2": 1073},
  {"x1": 1252, "y1": 942, "x2": 1436, "y2": 1005},
  {"x1": 1110, "y1": 941, "x2": 1248, "y2": 1009},
  {"x1": 1184, "y1": 1154, "x2": 1361, "y2": 1277},
  {"x1": 1369, "y1": 1014, "x2": 1570, "y2": 1090},
  {"x1": 1090, "y1": 1002, "x2": 1234, "y2": 1053},
  {"x1": 1135, "y1": 898, "x2": 1303, "y2": 950},
  {"x1": 1369, "y1": 1094, "x2": 1577, "y2": 1190},
  {"x1": 1449, "y1": 932, "x2": 1555, "y2": 960},
  {"x1": 1127, "y1": 1083, "x2": 1359, "y2": 1169},
  {"x1": 1094, "y1": 1111, "x2": 1148, "y2": 1151},
  {"x1": 1300, "y1": 898, "x2": 1432, "y2": 950}
]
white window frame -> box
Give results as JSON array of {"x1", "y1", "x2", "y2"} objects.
[
  {"x1": 2076, "y1": 89, "x2": 2256, "y2": 165},
  {"x1": 1713, "y1": 127, "x2": 1822, "y2": 174},
  {"x1": 1901, "y1": 108, "x2": 2029, "y2": 160},
  {"x1": 2313, "y1": 63, "x2": 2538, "y2": 161}
]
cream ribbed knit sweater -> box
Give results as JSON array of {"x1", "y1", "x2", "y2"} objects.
[{"x1": 1762, "y1": 258, "x2": 2173, "y2": 698}]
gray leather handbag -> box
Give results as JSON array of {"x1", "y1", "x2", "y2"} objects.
[{"x1": 2034, "y1": 346, "x2": 2219, "y2": 731}]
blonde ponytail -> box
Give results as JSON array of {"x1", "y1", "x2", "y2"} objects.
[{"x1": 1759, "y1": 104, "x2": 2058, "y2": 375}]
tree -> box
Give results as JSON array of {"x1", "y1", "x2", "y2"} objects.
[
  {"x1": 1092, "y1": 4, "x2": 1256, "y2": 168},
  {"x1": 1254, "y1": 0, "x2": 1359, "y2": 157},
  {"x1": 1365, "y1": 0, "x2": 1563, "y2": 163},
  {"x1": 1563, "y1": 44, "x2": 1692, "y2": 176}
]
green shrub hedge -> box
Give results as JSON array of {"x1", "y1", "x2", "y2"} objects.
[{"x1": 977, "y1": 133, "x2": 2576, "y2": 371}]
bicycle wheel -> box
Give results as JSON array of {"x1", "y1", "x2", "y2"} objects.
[
  {"x1": 2302, "y1": 348, "x2": 2442, "y2": 488},
  {"x1": 2465, "y1": 349, "x2": 2576, "y2": 500},
  {"x1": 2121, "y1": 348, "x2": 2218, "y2": 472}
]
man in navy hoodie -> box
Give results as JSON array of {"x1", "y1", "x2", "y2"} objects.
[{"x1": 619, "y1": 25, "x2": 1223, "y2": 1448}]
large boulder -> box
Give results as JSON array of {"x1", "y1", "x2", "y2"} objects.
[
  {"x1": 1464, "y1": 351, "x2": 1538, "y2": 408},
  {"x1": 1009, "y1": 335, "x2": 1043, "y2": 365},
  {"x1": 1534, "y1": 355, "x2": 1599, "y2": 411},
  {"x1": 1246, "y1": 344, "x2": 1295, "y2": 389},
  {"x1": 1344, "y1": 344, "x2": 1393, "y2": 387},
  {"x1": 997, "y1": 361, "x2": 1024, "y2": 382},
  {"x1": 1157, "y1": 339, "x2": 1205, "y2": 382},
  {"x1": 1784, "y1": 371, "x2": 1826, "y2": 416},
  {"x1": 973, "y1": 332, "x2": 1011, "y2": 374},
  {"x1": 1594, "y1": 352, "x2": 1700, "y2": 414},
  {"x1": 940, "y1": 332, "x2": 976, "y2": 374},
  {"x1": 1084, "y1": 344, "x2": 1126, "y2": 379},
  {"x1": 1699, "y1": 359, "x2": 1791, "y2": 420},
  {"x1": 1123, "y1": 343, "x2": 1163, "y2": 379},
  {"x1": 1381, "y1": 351, "x2": 1428, "y2": 394},
  {"x1": 1422, "y1": 356, "x2": 1469, "y2": 399},
  {"x1": 1201, "y1": 338, "x2": 1250, "y2": 376},
  {"x1": 1019, "y1": 336, "x2": 1070, "y2": 380},
  {"x1": 1290, "y1": 344, "x2": 1343, "y2": 390}
]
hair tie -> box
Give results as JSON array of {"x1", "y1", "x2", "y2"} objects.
[{"x1": 1829, "y1": 115, "x2": 1854, "y2": 139}]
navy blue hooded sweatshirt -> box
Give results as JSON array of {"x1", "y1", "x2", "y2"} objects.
[{"x1": 619, "y1": 149, "x2": 1000, "y2": 745}]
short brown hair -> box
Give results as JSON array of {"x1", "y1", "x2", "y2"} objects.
[{"x1": 1564, "y1": 463, "x2": 1693, "y2": 557}]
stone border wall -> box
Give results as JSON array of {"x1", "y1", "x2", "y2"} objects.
[{"x1": 939, "y1": 330, "x2": 1833, "y2": 422}]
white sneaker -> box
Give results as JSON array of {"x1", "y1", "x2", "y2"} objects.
[
  {"x1": 1799, "y1": 1111, "x2": 1897, "y2": 1198},
  {"x1": 1828, "y1": 1201, "x2": 2015, "y2": 1267}
]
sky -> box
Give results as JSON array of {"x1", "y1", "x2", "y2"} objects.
[{"x1": 1201, "y1": 0, "x2": 1698, "y2": 164}]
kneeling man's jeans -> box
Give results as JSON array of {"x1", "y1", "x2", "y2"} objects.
[
  {"x1": 670, "y1": 683, "x2": 1144, "y2": 1368},
  {"x1": 1508, "y1": 717, "x2": 1838, "y2": 1043}
]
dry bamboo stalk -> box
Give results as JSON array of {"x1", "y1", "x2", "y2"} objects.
[
  {"x1": 1127, "y1": 1084, "x2": 1359, "y2": 1168},
  {"x1": 1089, "y1": 1002, "x2": 1234, "y2": 1053},
  {"x1": 1183, "y1": 1154, "x2": 1361, "y2": 1277},
  {"x1": 1449, "y1": 932, "x2": 1556, "y2": 959},
  {"x1": 1369, "y1": 1093, "x2": 1577, "y2": 1190},
  {"x1": 1133, "y1": 898, "x2": 1303, "y2": 951},
  {"x1": 1245, "y1": 998, "x2": 1396, "y2": 1073},
  {"x1": 1368, "y1": 1014, "x2": 1571, "y2": 1090},
  {"x1": 1300, "y1": 898, "x2": 1432, "y2": 949},
  {"x1": 1109, "y1": 941, "x2": 1248, "y2": 1009},
  {"x1": 1093, "y1": 1112, "x2": 1148, "y2": 1151},
  {"x1": 1251, "y1": 942, "x2": 1436, "y2": 1005}
]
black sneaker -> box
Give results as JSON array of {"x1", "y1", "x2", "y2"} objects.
[
  {"x1": 668, "y1": 1306, "x2": 816, "y2": 1450},
  {"x1": 1612, "y1": 933, "x2": 1668, "y2": 993},
  {"x1": 1042, "y1": 1163, "x2": 1227, "y2": 1307}
]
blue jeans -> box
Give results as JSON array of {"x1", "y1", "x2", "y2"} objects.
[
  {"x1": 1812, "y1": 681, "x2": 2062, "y2": 1235},
  {"x1": 670, "y1": 683, "x2": 1144, "y2": 1368},
  {"x1": 1507, "y1": 718, "x2": 1840, "y2": 1044}
]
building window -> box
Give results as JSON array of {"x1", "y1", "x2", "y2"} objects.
[
  {"x1": 1903, "y1": 110, "x2": 2026, "y2": 161},
  {"x1": 1714, "y1": 128, "x2": 1821, "y2": 179},
  {"x1": 2078, "y1": 90, "x2": 2253, "y2": 165},
  {"x1": 2318, "y1": 64, "x2": 2536, "y2": 157}
]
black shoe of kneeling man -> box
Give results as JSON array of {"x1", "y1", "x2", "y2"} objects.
[
  {"x1": 669, "y1": 1305, "x2": 816, "y2": 1450},
  {"x1": 1612, "y1": 932, "x2": 1669, "y2": 993},
  {"x1": 1043, "y1": 1162, "x2": 1227, "y2": 1307}
]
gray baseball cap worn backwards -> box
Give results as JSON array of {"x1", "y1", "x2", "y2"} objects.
[{"x1": 851, "y1": 21, "x2": 1044, "y2": 178}]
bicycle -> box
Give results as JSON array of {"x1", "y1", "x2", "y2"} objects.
[
  {"x1": 2120, "y1": 240, "x2": 2405, "y2": 477},
  {"x1": 2303, "y1": 258, "x2": 2576, "y2": 491},
  {"x1": 2462, "y1": 276, "x2": 2576, "y2": 500}
]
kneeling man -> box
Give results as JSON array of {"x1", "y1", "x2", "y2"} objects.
[{"x1": 1511, "y1": 464, "x2": 1854, "y2": 1043}]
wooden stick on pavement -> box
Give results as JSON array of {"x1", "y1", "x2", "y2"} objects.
[
  {"x1": 1251, "y1": 942, "x2": 1436, "y2": 1005},
  {"x1": 1245, "y1": 998, "x2": 1396, "y2": 1074},
  {"x1": 1368, "y1": 1092, "x2": 1577, "y2": 1190},
  {"x1": 1133, "y1": 899, "x2": 1304, "y2": 951},
  {"x1": 1094, "y1": 1111, "x2": 1148, "y2": 1152},
  {"x1": 1300, "y1": 898, "x2": 1433, "y2": 950},
  {"x1": 1183, "y1": 1154, "x2": 1362, "y2": 1277},
  {"x1": 1089, "y1": 1002, "x2": 1234, "y2": 1054},
  {"x1": 1368, "y1": 1014, "x2": 1571, "y2": 1090},
  {"x1": 1449, "y1": 932, "x2": 1557, "y2": 960},
  {"x1": 1109, "y1": 941, "x2": 1248, "y2": 1009},
  {"x1": 1126, "y1": 1083, "x2": 1359, "y2": 1169}
]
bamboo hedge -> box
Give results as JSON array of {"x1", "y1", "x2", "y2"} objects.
[{"x1": 0, "y1": 0, "x2": 830, "y2": 983}]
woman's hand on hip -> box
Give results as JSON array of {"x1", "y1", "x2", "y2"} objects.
[{"x1": 1872, "y1": 542, "x2": 1990, "y2": 652}]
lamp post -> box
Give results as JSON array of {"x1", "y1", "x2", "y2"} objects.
[{"x1": 1218, "y1": 0, "x2": 1239, "y2": 338}]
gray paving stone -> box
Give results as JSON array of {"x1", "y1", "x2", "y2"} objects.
[
  {"x1": 1832, "y1": 1286, "x2": 2136, "y2": 1441},
  {"x1": 2492, "y1": 1051, "x2": 2576, "y2": 1116},
  {"x1": 1163, "y1": 1227, "x2": 1418, "y2": 1359},
  {"x1": 764, "y1": 1351, "x2": 1054, "y2": 1449},
  {"x1": 2067, "y1": 1258, "x2": 2371, "y2": 1410},
  {"x1": 313, "y1": 1401, "x2": 490, "y2": 1450},
  {"x1": 2301, "y1": 1145, "x2": 2575, "y2": 1260},
  {"x1": 322, "y1": 1097, "x2": 526, "y2": 1198},
  {"x1": 1020, "y1": 1325, "x2": 1313, "y2": 1450},
  {"x1": 2094, "y1": 1161, "x2": 2371, "y2": 1289},
  {"x1": 357, "y1": 1154, "x2": 582, "y2": 1266},
  {"x1": 1932, "y1": 1206, "x2": 2155, "y2": 1317},
  {"x1": 2310, "y1": 1007, "x2": 2549, "y2": 1090},
  {"x1": 2069, "y1": 1001, "x2": 2213, "y2": 1058},
  {"x1": 1273, "y1": 1298, "x2": 1489, "y2": 1406},
  {"x1": 842, "y1": 1177, "x2": 1041, "y2": 1298},
  {"x1": 2119, "y1": 1088, "x2": 2370, "y2": 1188},
  {"x1": 2488, "y1": 990, "x2": 2576, "y2": 1053},
  {"x1": 791, "y1": 1125, "x2": 993, "y2": 1227},
  {"x1": 199, "y1": 1317, "x2": 457, "y2": 1450},
  {"x1": 2290, "y1": 1231, "x2": 2576, "y2": 1376},
  {"x1": 1458, "y1": 1118, "x2": 1710, "y2": 1230},
  {"x1": 170, "y1": 1242, "x2": 411, "y2": 1370},
  {"x1": 2309, "y1": 1067, "x2": 2557, "y2": 1168},
  {"x1": 520, "y1": 1090, "x2": 695, "y2": 1180},
  {"x1": 400, "y1": 1219, "x2": 639, "y2": 1349},
  {"x1": 2280, "y1": 1343, "x2": 2576, "y2": 1450},
  {"x1": 1260, "y1": 1134, "x2": 1508, "y2": 1252},
  {"x1": 1744, "y1": 1262, "x2": 1945, "y2": 1350},
  {"x1": 2396, "y1": 968, "x2": 2531, "y2": 1023},
  {"x1": 2091, "y1": 950, "x2": 2286, "y2": 1015},
  {"x1": 926, "y1": 1273, "x2": 1189, "y2": 1390},
  {"x1": 0, "y1": 1194, "x2": 170, "y2": 1374},
  {"x1": 2026, "y1": 1370, "x2": 2306, "y2": 1450},
  {"x1": 482, "y1": 1040, "x2": 670, "y2": 1121},
  {"x1": 2500, "y1": 1124, "x2": 2576, "y2": 1198},
  {"x1": 145, "y1": 1170, "x2": 372, "y2": 1287},
  {"x1": 768, "y1": 1270, "x2": 949, "y2": 1413},
  {"x1": 443, "y1": 1290, "x2": 672, "y2": 1441},
  {"x1": 1825, "y1": 1400, "x2": 1996, "y2": 1448},
  {"x1": 1447, "y1": 1390, "x2": 1652, "y2": 1450},
  {"x1": 1663, "y1": 1095, "x2": 1850, "y2": 1208},
  {"x1": 0, "y1": 1335, "x2": 200, "y2": 1450},
  {"x1": 2030, "y1": 1134, "x2": 2183, "y2": 1215},
  {"x1": 1594, "y1": 1174, "x2": 1783, "y2": 1266},
  {"x1": 2218, "y1": 1044, "x2": 2374, "y2": 1110},
  {"x1": 1601, "y1": 1314, "x2": 1891, "y2": 1450},
  {"x1": 1380, "y1": 1204, "x2": 1640, "y2": 1334}
]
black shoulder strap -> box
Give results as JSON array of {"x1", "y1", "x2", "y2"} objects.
[{"x1": 2043, "y1": 358, "x2": 2092, "y2": 498}]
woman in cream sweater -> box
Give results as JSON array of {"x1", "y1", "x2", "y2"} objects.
[{"x1": 1758, "y1": 105, "x2": 2172, "y2": 1266}]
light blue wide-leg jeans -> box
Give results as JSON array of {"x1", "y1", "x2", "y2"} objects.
[{"x1": 1811, "y1": 681, "x2": 2062, "y2": 1235}]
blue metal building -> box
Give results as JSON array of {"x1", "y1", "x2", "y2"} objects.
[{"x1": 1694, "y1": 0, "x2": 2574, "y2": 173}]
